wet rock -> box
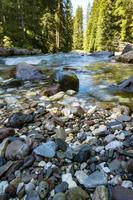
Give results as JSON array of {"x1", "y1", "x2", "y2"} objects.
[
  {"x1": 33, "y1": 141, "x2": 57, "y2": 158},
  {"x1": 115, "y1": 77, "x2": 133, "y2": 93},
  {"x1": 85, "y1": 136, "x2": 97, "y2": 146},
  {"x1": 75, "y1": 170, "x2": 107, "y2": 188},
  {"x1": 5, "y1": 96, "x2": 18, "y2": 104},
  {"x1": 16, "y1": 62, "x2": 44, "y2": 81},
  {"x1": 5, "y1": 140, "x2": 30, "y2": 160},
  {"x1": 0, "y1": 128, "x2": 15, "y2": 141},
  {"x1": 105, "y1": 140, "x2": 123, "y2": 150},
  {"x1": 92, "y1": 186, "x2": 108, "y2": 200},
  {"x1": 55, "y1": 182, "x2": 68, "y2": 193},
  {"x1": 62, "y1": 173, "x2": 77, "y2": 189},
  {"x1": 38, "y1": 181, "x2": 49, "y2": 199},
  {"x1": 116, "y1": 50, "x2": 133, "y2": 63},
  {"x1": 74, "y1": 145, "x2": 91, "y2": 163},
  {"x1": 53, "y1": 192, "x2": 66, "y2": 200},
  {"x1": 7, "y1": 112, "x2": 34, "y2": 128},
  {"x1": 112, "y1": 185, "x2": 133, "y2": 200},
  {"x1": 122, "y1": 44, "x2": 133, "y2": 55},
  {"x1": 66, "y1": 186, "x2": 90, "y2": 200},
  {"x1": 57, "y1": 72, "x2": 79, "y2": 92}
]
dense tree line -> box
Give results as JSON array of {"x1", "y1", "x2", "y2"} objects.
[
  {"x1": 0, "y1": 0, "x2": 73, "y2": 53},
  {"x1": 85, "y1": 0, "x2": 133, "y2": 52}
]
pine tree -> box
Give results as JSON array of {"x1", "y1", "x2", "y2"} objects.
[
  {"x1": 64, "y1": 0, "x2": 73, "y2": 51},
  {"x1": 95, "y1": 0, "x2": 114, "y2": 51},
  {"x1": 73, "y1": 6, "x2": 83, "y2": 50}
]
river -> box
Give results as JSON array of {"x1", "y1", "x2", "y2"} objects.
[{"x1": 0, "y1": 52, "x2": 133, "y2": 107}]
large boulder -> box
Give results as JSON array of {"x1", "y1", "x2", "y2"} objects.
[
  {"x1": 116, "y1": 50, "x2": 133, "y2": 63},
  {"x1": 122, "y1": 44, "x2": 133, "y2": 55},
  {"x1": 57, "y1": 72, "x2": 79, "y2": 92},
  {"x1": 16, "y1": 63, "x2": 44, "y2": 81}
]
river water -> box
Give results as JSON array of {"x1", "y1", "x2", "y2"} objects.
[{"x1": 0, "y1": 52, "x2": 133, "y2": 106}]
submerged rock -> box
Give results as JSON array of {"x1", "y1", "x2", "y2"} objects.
[
  {"x1": 57, "y1": 72, "x2": 79, "y2": 92},
  {"x1": 16, "y1": 63, "x2": 44, "y2": 81},
  {"x1": 116, "y1": 77, "x2": 133, "y2": 93},
  {"x1": 7, "y1": 112, "x2": 34, "y2": 128}
]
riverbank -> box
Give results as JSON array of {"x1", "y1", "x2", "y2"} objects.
[{"x1": 0, "y1": 76, "x2": 133, "y2": 199}]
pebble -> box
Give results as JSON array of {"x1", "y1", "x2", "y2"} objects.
[
  {"x1": 75, "y1": 170, "x2": 107, "y2": 188},
  {"x1": 92, "y1": 125, "x2": 107, "y2": 136},
  {"x1": 112, "y1": 185, "x2": 133, "y2": 200},
  {"x1": 5, "y1": 140, "x2": 30, "y2": 160},
  {"x1": 92, "y1": 186, "x2": 108, "y2": 200},
  {"x1": 105, "y1": 140, "x2": 123, "y2": 150},
  {"x1": 0, "y1": 181, "x2": 9, "y2": 195},
  {"x1": 62, "y1": 173, "x2": 77, "y2": 189},
  {"x1": 33, "y1": 141, "x2": 57, "y2": 158}
]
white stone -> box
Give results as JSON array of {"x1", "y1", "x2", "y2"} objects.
[
  {"x1": 104, "y1": 134, "x2": 115, "y2": 143},
  {"x1": 50, "y1": 92, "x2": 65, "y2": 101},
  {"x1": 92, "y1": 125, "x2": 107, "y2": 136},
  {"x1": 0, "y1": 181, "x2": 8, "y2": 195},
  {"x1": 62, "y1": 173, "x2": 77, "y2": 189},
  {"x1": 122, "y1": 180, "x2": 132, "y2": 188},
  {"x1": 85, "y1": 136, "x2": 97, "y2": 145},
  {"x1": 5, "y1": 96, "x2": 18, "y2": 104},
  {"x1": 105, "y1": 140, "x2": 123, "y2": 150}
]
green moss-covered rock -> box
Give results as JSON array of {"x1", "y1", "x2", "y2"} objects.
[{"x1": 58, "y1": 72, "x2": 79, "y2": 92}]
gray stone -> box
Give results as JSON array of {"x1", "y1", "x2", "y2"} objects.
[
  {"x1": 75, "y1": 170, "x2": 107, "y2": 188},
  {"x1": 0, "y1": 138, "x2": 9, "y2": 157},
  {"x1": 5, "y1": 140, "x2": 30, "y2": 160},
  {"x1": 66, "y1": 187, "x2": 90, "y2": 200},
  {"x1": 55, "y1": 128, "x2": 67, "y2": 141},
  {"x1": 112, "y1": 185, "x2": 133, "y2": 200},
  {"x1": 25, "y1": 182, "x2": 35, "y2": 194},
  {"x1": 92, "y1": 125, "x2": 107, "y2": 136},
  {"x1": 0, "y1": 161, "x2": 13, "y2": 177},
  {"x1": 55, "y1": 182, "x2": 68, "y2": 193},
  {"x1": 117, "y1": 115, "x2": 131, "y2": 122},
  {"x1": 107, "y1": 121, "x2": 123, "y2": 130},
  {"x1": 53, "y1": 193, "x2": 66, "y2": 200},
  {"x1": 105, "y1": 140, "x2": 123, "y2": 150},
  {"x1": 38, "y1": 181, "x2": 49, "y2": 199},
  {"x1": 33, "y1": 141, "x2": 57, "y2": 158},
  {"x1": 25, "y1": 190, "x2": 40, "y2": 200}
]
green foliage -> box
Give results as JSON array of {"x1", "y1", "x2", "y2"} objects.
[
  {"x1": 0, "y1": 0, "x2": 73, "y2": 53},
  {"x1": 85, "y1": 0, "x2": 133, "y2": 52},
  {"x1": 73, "y1": 6, "x2": 83, "y2": 50}
]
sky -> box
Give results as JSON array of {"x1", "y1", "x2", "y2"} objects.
[{"x1": 71, "y1": 0, "x2": 92, "y2": 16}]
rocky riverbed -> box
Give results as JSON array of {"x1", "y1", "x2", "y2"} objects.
[{"x1": 0, "y1": 77, "x2": 133, "y2": 200}]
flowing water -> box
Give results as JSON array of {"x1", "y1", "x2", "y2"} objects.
[{"x1": 0, "y1": 52, "x2": 133, "y2": 107}]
